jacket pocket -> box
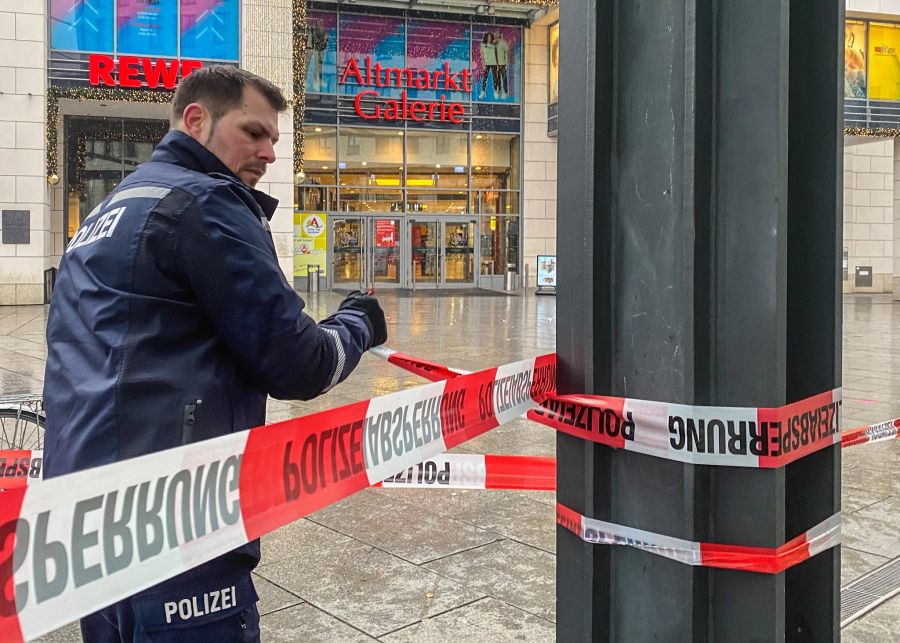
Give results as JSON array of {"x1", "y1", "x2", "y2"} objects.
[{"x1": 181, "y1": 399, "x2": 203, "y2": 445}]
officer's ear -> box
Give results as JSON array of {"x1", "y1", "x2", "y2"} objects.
[{"x1": 180, "y1": 102, "x2": 211, "y2": 141}]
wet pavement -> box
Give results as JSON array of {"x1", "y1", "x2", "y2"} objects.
[{"x1": 2, "y1": 290, "x2": 895, "y2": 641}]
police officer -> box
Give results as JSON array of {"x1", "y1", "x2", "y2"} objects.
[{"x1": 43, "y1": 65, "x2": 387, "y2": 641}]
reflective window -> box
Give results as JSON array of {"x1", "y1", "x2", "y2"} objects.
[
  {"x1": 64, "y1": 117, "x2": 168, "y2": 241},
  {"x1": 479, "y1": 215, "x2": 519, "y2": 275},
  {"x1": 472, "y1": 133, "x2": 519, "y2": 191},
  {"x1": 338, "y1": 127, "x2": 404, "y2": 211},
  {"x1": 298, "y1": 126, "x2": 337, "y2": 211}
]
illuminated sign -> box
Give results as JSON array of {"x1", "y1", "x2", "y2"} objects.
[
  {"x1": 340, "y1": 56, "x2": 470, "y2": 124},
  {"x1": 88, "y1": 54, "x2": 202, "y2": 89}
]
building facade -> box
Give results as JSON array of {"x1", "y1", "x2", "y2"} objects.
[{"x1": 0, "y1": 0, "x2": 558, "y2": 304}]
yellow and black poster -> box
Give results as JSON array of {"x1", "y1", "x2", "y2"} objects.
[
  {"x1": 294, "y1": 212, "x2": 329, "y2": 278},
  {"x1": 845, "y1": 20, "x2": 867, "y2": 98},
  {"x1": 868, "y1": 22, "x2": 900, "y2": 100}
]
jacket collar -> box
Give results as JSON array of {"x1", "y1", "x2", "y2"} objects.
[{"x1": 151, "y1": 130, "x2": 279, "y2": 220}]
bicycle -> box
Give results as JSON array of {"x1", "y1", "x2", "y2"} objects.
[{"x1": 0, "y1": 394, "x2": 45, "y2": 451}]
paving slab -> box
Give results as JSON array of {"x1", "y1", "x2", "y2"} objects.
[
  {"x1": 255, "y1": 538, "x2": 484, "y2": 637},
  {"x1": 308, "y1": 487, "x2": 503, "y2": 564},
  {"x1": 381, "y1": 597, "x2": 555, "y2": 643},
  {"x1": 259, "y1": 603, "x2": 379, "y2": 642},
  {"x1": 843, "y1": 594, "x2": 900, "y2": 642},
  {"x1": 840, "y1": 546, "x2": 891, "y2": 586},
  {"x1": 424, "y1": 539, "x2": 556, "y2": 622},
  {"x1": 253, "y1": 574, "x2": 304, "y2": 616}
]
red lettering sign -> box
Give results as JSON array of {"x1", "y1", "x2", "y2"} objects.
[
  {"x1": 341, "y1": 56, "x2": 470, "y2": 124},
  {"x1": 88, "y1": 54, "x2": 202, "y2": 90}
]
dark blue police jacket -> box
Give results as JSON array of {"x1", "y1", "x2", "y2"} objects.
[{"x1": 43, "y1": 131, "x2": 372, "y2": 569}]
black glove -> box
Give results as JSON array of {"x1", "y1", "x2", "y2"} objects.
[{"x1": 338, "y1": 291, "x2": 388, "y2": 347}]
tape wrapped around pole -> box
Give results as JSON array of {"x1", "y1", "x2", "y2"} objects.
[{"x1": 556, "y1": 502, "x2": 841, "y2": 574}]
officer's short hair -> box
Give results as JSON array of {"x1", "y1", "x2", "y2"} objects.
[{"x1": 171, "y1": 65, "x2": 288, "y2": 126}]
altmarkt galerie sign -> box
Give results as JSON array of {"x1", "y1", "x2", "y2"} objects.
[{"x1": 340, "y1": 56, "x2": 471, "y2": 124}]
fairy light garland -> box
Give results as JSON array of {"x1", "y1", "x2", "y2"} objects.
[{"x1": 293, "y1": 0, "x2": 309, "y2": 176}]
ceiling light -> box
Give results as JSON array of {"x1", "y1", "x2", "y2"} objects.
[
  {"x1": 475, "y1": 166, "x2": 482, "y2": 171},
  {"x1": 476, "y1": 4, "x2": 486, "y2": 14},
  {"x1": 475, "y1": 134, "x2": 484, "y2": 140},
  {"x1": 487, "y1": 5, "x2": 495, "y2": 15},
  {"x1": 322, "y1": 165, "x2": 328, "y2": 169},
  {"x1": 435, "y1": 164, "x2": 441, "y2": 168},
  {"x1": 361, "y1": 161, "x2": 367, "y2": 166},
  {"x1": 314, "y1": 127, "x2": 322, "y2": 132},
  {"x1": 397, "y1": 131, "x2": 404, "y2": 136}
]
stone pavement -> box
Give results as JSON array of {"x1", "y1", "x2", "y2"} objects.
[{"x1": 0, "y1": 291, "x2": 894, "y2": 641}]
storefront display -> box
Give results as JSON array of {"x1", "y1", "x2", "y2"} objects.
[
  {"x1": 845, "y1": 20, "x2": 867, "y2": 98},
  {"x1": 298, "y1": 8, "x2": 524, "y2": 289},
  {"x1": 868, "y1": 22, "x2": 900, "y2": 100},
  {"x1": 50, "y1": 0, "x2": 240, "y2": 62}
]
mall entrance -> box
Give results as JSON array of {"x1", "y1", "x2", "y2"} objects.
[
  {"x1": 408, "y1": 217, "x2": 477, "y2": 289},
  {"x1": 330, "y1": 215, "x2": 478, "y2": 290}
]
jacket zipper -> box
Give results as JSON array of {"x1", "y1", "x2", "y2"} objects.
[{"x1": 182, "y1": 398, "x2": 202, "y2": 444}]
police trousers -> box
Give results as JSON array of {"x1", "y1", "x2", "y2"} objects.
[{"x1": 79, "y1": 559, "x2": 259, "y2": 642}]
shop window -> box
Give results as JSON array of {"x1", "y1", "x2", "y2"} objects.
[
  {"x1": 64, "y1": 117, "x2": 168, "y2": 242},
  {"x1": 479, "y1": 216, "x2": 519, "y2": 276},
  {"x1": 472, "y1": 133, "x2": 520, "y2": 191},
  {"x1": 338, "y1": 128, "x2": 403, "y2": 211},
  {"x1": 298, "y1": 126, "x2": 337, "y2": 211}
]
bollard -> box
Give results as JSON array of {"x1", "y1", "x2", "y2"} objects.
[
  {"x1": 307, "y1": 265, "x2": 320, "y2": 294},
  {"x1": 504, "y1": 263, "x2": 516, "y2": 291},
  {"x1": 43, "y1": 267, "x2": 57, "y2": 304}
]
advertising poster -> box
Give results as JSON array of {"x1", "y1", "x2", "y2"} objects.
[
  {"x1": 471, "y1": 25, "x2": 521, "y2": 104},
  {"x1": 406, "y1": 19, "x2": 471, "y2": 103},
  {"x1": 294, "y1": 212, "x2": 329, "y2": 278},
  {"x1": 51, "y1": 0, "x2": 115, "y2": 52},
  {"x1": 306, "y1": 11, "x2": 338, "y2": 93},
  {"x1": 536, "y1": 255, "x2": 557, "y2": 289},
  {"x1": 549, "y1": 22, "x2": 559, "y2": 104},
  {"x1": 338, "y1": 14, "x2": 405, "y2": 98},
  {"x1": 117, "y1": 0, "x2": 178, "y2": 56},
  {"x1": 845, "y1": 20, "x2": 867, "y2": 98},
  {"x1": 181, "y1": 0, "x2": 240, "y2": 61},
  {"x1": 868, "y1": 22, "x2": 900, "y2": 100},
  {"x1": 375, "y1": 219, "x2": 398, "y2": 247}
]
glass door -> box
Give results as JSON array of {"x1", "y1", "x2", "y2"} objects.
[
  {"x1": 442, "y1": 220, "x2": 476, "y2": 286},
  {"x1": 409, "y1": 220, "x2": 440, "y2": 289},
  {"x1": 333, "y1": 217, "x2": 364, "y2": 289},
  {"x1": 333, "y1": 216, "x2": 402, "y2": 290},
  {"x1": 368, "y1": 217, "x2": 402, "y2": 288}
]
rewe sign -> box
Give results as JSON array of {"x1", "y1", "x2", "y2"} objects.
[{"x1": 88, "y1": 54, "x2": 202, "y2": 89}]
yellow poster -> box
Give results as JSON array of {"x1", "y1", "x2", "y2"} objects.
[
  {"x1": 845, "y1": 20, "x2": 867, "y2": 98},
  {"x1": 549, "y1": 22, "x2": 559, "y2": 105},
  {"x1": 293, "y1": 212, "x2": 328, "y2": 278},
  {"x1": 868, "y1": 22, "x2": 900, "y2": 100}
]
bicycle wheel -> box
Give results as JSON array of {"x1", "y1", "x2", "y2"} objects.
[{"x1": 0, "y1": 408, "x2": 45, "y2": 451}]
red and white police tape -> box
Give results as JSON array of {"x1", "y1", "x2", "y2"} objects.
[
  {"x1": 377, "y1": 453, "x2": 555, "y2": 490},
  {"x1": 0, "y1": 451, "x2": 556, "y2": 493},
  {"x1": 0, "y1": 354, "x2": 556, "y2": 642},
  {"x1": 374, "y1": 349, "x2": 874, "y2": 468},
  {"x1": 0, "y1": 451, "x2": 41, "y2": 490},
  {"x1": 841, "y1": 418, "x2": 900, "y2": 448},
  {"x1": 555, "y1": 503, "x2": 842, "y2": 574}
]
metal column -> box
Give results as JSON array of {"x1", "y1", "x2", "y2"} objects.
[{"x1": 556, "y1": 0, "x2": 842, "y2": 640}]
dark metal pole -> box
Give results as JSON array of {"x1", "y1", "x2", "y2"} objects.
[{"x1": 556, "y1": 0, "x2": 842, "y2": 639}]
